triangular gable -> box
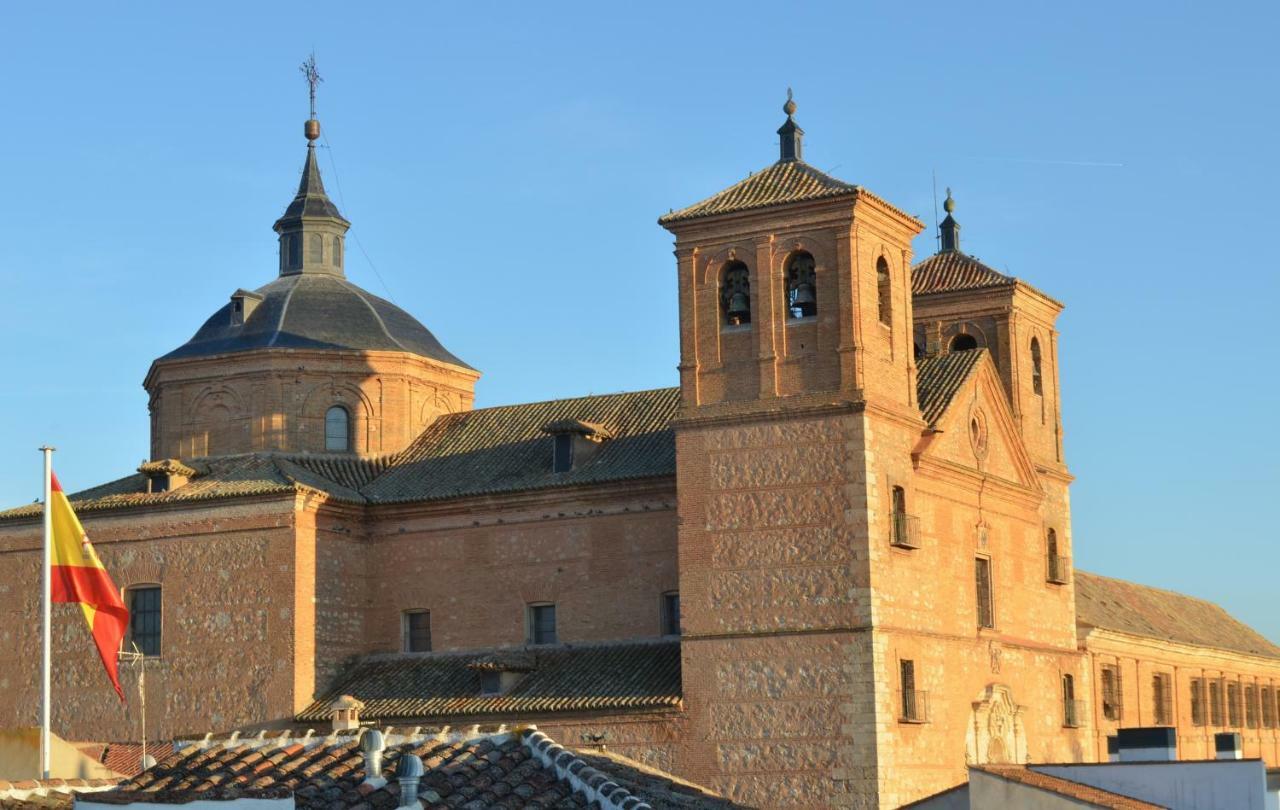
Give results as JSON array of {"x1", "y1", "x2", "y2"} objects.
[{"x1": 916, "y1": 353, "x2": 1041, "y2": 494}]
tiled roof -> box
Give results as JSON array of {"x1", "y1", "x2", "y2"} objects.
[
  {"x1": 659, "y1": 159, "x2": 857, "y2": 223},
  {"x1": 912, "y1": 250, "x2": 1015, "y2": 296},
  {"x1": 364, "y1": 388, "x2": 680, "y2": 503},
  {"x1": 974, "y1": 765, "x2": 1166, "y2": 809},
  {"x1": 0, "y1": 454, "x2": 391, "y2": 522},
  {"x1": 0, "y1": 779, "x2": 121, "y2": 810},
  {"x1": 98, "y1": 742, "x2": 179, "y2": 778},
  {"x1": 157, "y1": 273, "x2": 474, "y2": 369},
  {"x1": 1075, "y1": 571, "x2": 1280, "y2": 659},
  {"x1": 297, "y1": 639, "x2": 681, "y2": 723},
  {"x1": 92, "y1": 728, "x2": 738, "y2": 809},
  {"x1": 915, "y1": 349, "x2": 986, "y2": 426}
]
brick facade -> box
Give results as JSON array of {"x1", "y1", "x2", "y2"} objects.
[{"x1": 1, "y1": 100, "x2": 1278, "y2": 810}]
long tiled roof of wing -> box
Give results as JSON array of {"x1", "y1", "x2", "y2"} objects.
[
  {"x1": 297, "y1": 639, "x2": 682, "y2": 723},
  {"x1": 363, "y1": 388, "x2": 680, "y2": 503},
  {"x1": 1075, "y1": 571, "x2": 1280, "y2": 659}
]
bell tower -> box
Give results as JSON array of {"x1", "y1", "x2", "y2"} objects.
[{"x1": 659, "y1": 95, "x2": 925, "y2": 806}]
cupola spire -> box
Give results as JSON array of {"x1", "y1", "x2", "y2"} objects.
[
  {"x1": 273, "y1": 55, "x2": 349, "y2": 277},
  {"x1": 777, "y1": 88, "x2": 804, "y2": 163},
  {"x1": 939, "y1": 187, "x2": 961, "y2": 253}
]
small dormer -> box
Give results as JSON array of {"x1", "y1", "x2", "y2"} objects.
[
  {"x1": 137, "y1": 458, "x2": 198, "y2": 494},
  {"x1": 542, "y1": 419, "x2": 615, "y2": 473},
  {"x1": 468, "y1": 651, "x2": 535, "y2": 696},
  {"x1": 229, "y1": 289, "x2": 264, "y2": 326}
]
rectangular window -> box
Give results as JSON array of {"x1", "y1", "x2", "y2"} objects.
[
  {"x1": 899, "y1": 659, "x2": 924, "y2": 722},
  {"x1": 1100, "y1": 665, "x2": 1123, "y2": 721},
  {"x1": 126, "y1": 586, "x2": 161, "y2": 657},
  {"x1": 1228, "y1": 681, "x2": 1242, "y2": 727},
  {"x1": 661, "y1": 592, "x2": 680, "y2": 636},
  {"x1": 1153, "y1": 672, "x2": 1174, "y2": 726},
  {"x1": 1263, "y1": 687, "x2": 1275, "y2": 728},
  {"x1": 1246, "y1": 685, "x2": 1259, "y2": 729},
  {"x1": 1191, "y1": 678, "x2": 1206, "y2": 727},
  {"x1": 1062, "y1": 674, "x2": 1079, "y2": 728},
  {"x1": 1210, "y1": 680, "x2": 1224, "y2": 726},
  {"x1": 552, "y1": 434, "x2": 573, "y2": 473},
  {"x1": 403, "y1": 610, "x2": 431, "y2": 653},
  {"x1": 479, "y1": 670, "x2": 501, "y2": 696},
  {"x1": 889, "y1": 486, "x2": 919, "y2": 549},
  {"x1": 527, "y1": 603, "x2": 557, "y2": 645},
  {"x1": 975, "y1": 558, "x2": 994, "y2": 629}
]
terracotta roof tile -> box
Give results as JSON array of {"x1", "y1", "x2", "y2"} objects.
[
  {"x1": 99, "y1": 742, "x2": 177, "y2": 777},
  {"x1": 659, "y1": 160, "x2": 858, "y2": 223},
  {"x1": 974, "y1": 765, "x2": 1167, "y2": 809},
  {"x1": 915, "y1": 348, "x2": 986, "y2": 426},
  {"x1": 912, "y1": 251, "x2": 1016, "y2": 296},
  {"x1": 364, "y1": 388, "x2": 679, "y2": 503},
  {"x1": 1076, "y1": 571, "x2": 1280, "y2": 659},
  {"x1": 92, "y1": 729, "x2": 737, "y2": 809},
  {"x1": 297, "y1": 639, "x2": 681, "y2": 723}
]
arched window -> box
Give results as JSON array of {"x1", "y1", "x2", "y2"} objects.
[
  {"x1": 1031, "y1": 337, "x2": 1044, "y2": 395},
  {"x1": 721, "y1": 261, "x2": 751, "y2": 326},
  {"x1": 325, "y1": 405, "x2": 350, "y2": 452},
  {"x1": 333, "y1": 236, "x2": 342, "y2": 267},
  {"x1": 308, "y1": 233, "x2": 324, "y2": 264},
  {"x1": 950, "y1": 333, "x2": 978, "y2": 352},
  {"x1": 876, "y1": 257, "x2": 892, "y2": 326},
  {"x1": 1062, "y1": 674, "x2": 1079, "y2": 727},
  {"x1": 785, "y1": 252, "x2": 816, "y2": 319},
  {"x1": 286, "y1": 234, "x2": 301, "y2": 268}
]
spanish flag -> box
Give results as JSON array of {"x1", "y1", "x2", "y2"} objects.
[{"x1": 49, "y1": 473, "x2": 128, "y2": 701}]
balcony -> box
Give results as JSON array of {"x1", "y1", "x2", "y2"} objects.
[
  {"x1": 900, "y1": 690, "x2": 929, "y2": 723},
  {"x1": 1063, "y1": 699, "x2": 1084, "y2": 728},
  {"x1": 1046, "y1": 555, "x2": 1069, "y2": 584},
  {"x1": 890, "y1": 513, "x2": 921, "y2": 549}
]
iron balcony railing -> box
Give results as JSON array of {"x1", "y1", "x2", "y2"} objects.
[
  {"x1": 900, "y1": 690, "x2": 929, "y2": 723},
  {"x1": 891, "y1": 513, "x2": 921, "y2": 549},
  {"x1": 1046, "y1": 555, "x2": 1069, "y2": 584},
  {"x1": 1063, "y1": 698, "x2": 1084, "y2": 728}
]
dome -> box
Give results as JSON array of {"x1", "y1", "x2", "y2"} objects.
[{"x1": 158, "y1": 273, "x2": 473, "y2": 369}]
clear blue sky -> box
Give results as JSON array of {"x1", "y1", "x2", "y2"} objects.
[{"x1": 2, "y1": 2, "x2": 1277, "y2": 641}]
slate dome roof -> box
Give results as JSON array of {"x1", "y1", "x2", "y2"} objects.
[{"x1": 158, "y1": 273, "x2": 473, "y2": 369}]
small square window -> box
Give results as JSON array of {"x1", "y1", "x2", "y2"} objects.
[
  {"x1": 479, "y1": 670, "x2": 501, "y2": 696},
  {"x1": 528, "y1": 603, "x2": 557, "y2": 645}
]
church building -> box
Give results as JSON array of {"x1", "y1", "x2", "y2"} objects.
[{"x1": 2, "y1": 93, "x2": 1278, "y2": 809}]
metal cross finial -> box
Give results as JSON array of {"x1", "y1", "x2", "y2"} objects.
[{"x1": 300, "y1": 53, "x2": 322, "y2": 119}]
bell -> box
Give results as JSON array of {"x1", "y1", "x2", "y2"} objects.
[
  {"x1": 791, "y1": 281, "x2": 816, "y2": 317},
  {"x1": 726, "y1": 291, "x2": 750, "y2": 325}
]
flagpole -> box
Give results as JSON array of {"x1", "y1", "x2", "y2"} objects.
[{"x1": 39, "y1": 446, "x2": 53, "y2": 781}]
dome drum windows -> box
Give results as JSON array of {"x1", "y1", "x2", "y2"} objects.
[
  {"x1": 720, "y1": 261, "x2": 751, "y2": 327},
  {"x1": 785, "y1": 252, "x2": 816, "y2": 319},
  {"x1": 325, "y1": 405, "x2": 351, "y2": 452}
]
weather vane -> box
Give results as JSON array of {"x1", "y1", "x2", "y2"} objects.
[{"x1": 300, "y1": 53, "x2": 322, "y2": 120}]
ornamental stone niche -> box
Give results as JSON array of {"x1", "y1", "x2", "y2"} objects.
[
  {"x1": 144, "y1": 116, "x2": 478, "y2": 460},
  {"x1": 966, "y1": 684, "x2": 1027, "y2": 765}
]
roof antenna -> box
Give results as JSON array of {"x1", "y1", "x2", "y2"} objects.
[{"x1": 932, "y1": 169, "x2": 940, "y2": 253}]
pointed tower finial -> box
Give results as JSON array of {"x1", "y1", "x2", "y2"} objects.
[
  {"x1": 939, "y1": 187, "x2": 961, "y2": 253},
  {"x1": 301, "y1": 53, "x2": 323, "y2": 144},
  {"x1": 777, "y1": 88, "x2": 803, "y2": 163}
]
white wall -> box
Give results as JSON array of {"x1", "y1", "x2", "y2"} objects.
[
  {"x1": 1032, "y1": 760, "x2": 1267, "y2": 810},
  {"x1": 78, "y1": 800, "x2": 293, "y2": 810}
]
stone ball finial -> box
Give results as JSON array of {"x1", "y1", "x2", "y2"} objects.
[
  {"x1": 783, "y1": 87, "x2": 797, "y2": 117},
  {"x1": 943, "y1": 187, "x2": 956, "y2": 213}
]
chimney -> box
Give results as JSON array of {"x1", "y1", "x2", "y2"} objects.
[
  {"x1": 1216, "y1": 732, "x2": 1243, "y2": 760},
  {"x1": 395, "y1": 753, "x2": 424, "y2": 808},
  {"x1": 329, "y1": 694, "x2": 365, "y2": 731},
  {"x1": 1115, "y1": 727, "x2": 1177, "y2": 762},
  {"x1": 360, "y1": 729, "x2": 386, "y2": 788}
]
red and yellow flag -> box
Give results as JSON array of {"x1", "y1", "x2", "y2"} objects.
[{"x1": 49, "y1": 473, "x2": 128, "y2": 701}]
